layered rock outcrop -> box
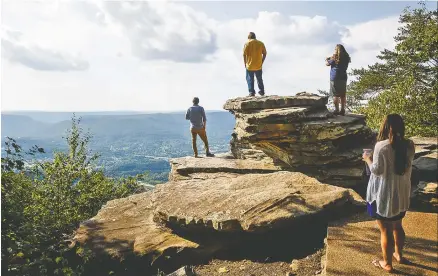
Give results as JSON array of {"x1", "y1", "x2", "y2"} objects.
[{"x1": 224, "y1": 93, "x2": 375, "y2": 187}]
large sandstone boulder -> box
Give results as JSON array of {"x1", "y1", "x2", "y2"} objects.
[
  {"x1": 412, "y1": 150, "x2": 437, "y2": 182},
  {"x1": 169, "y1": 154, "x2": 282, "y2": 181},
  {"x1": 74, "y1": 192, "x2": 218, "y2": 265},
  {"x1": 153, "y1": 172, "x2": 364, "y2": 233},
  {"x1": 224, "y1": 93, "x2": 375, "y2": 187},
  {"x1": 412, "y1": 181, "x2": 438, "y2": 211},
  {"x1": 411, "y1": 137, "x2": 437, "y2": 159}
]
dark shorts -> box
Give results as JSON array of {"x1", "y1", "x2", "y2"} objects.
[
  {"x1": 367, "y1": 201, "x2": 406, "y2": 221},
  {"x1": 330, "y1": 80, "x2": 347, "y2": 97}
]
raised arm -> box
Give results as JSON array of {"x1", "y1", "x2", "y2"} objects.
[{"x1": 326, "y1": 57, "x2": 334, "y2": 66}]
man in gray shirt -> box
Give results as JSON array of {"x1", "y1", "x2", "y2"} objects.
[{"x1": 185, "y1": 97, "x2": 214, "y2": 157}]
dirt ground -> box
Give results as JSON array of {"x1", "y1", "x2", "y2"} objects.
[{"x1": 194, "y1": 248, "x2": 325, "y2": 276}]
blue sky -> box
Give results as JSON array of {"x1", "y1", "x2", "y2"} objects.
[
  {"x1": 185, "y1": 1, "x2": 423, "y2": 23},
  {"x1": 1, "y1": 1, "x2": 436, "y2": 111}
]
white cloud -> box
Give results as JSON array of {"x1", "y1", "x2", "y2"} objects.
[
  {"x1": 340, "y1": 16, "x2": 399, "y2": 71},
  {"x1": 217, "y1": 12, "x2": 346, "y2": 51},
  {"x1": 101, "y1": 1, "x2": 217, "y2": 62},
  {"x1": 1, "y1": 27, "x2": 89, "y2": 71},
  {"x1": 342, "y1": 16, "x2": 399, "y2": 51},
  {"x1": 1, "y1": 1, "x2": 401, "y2": 112}
]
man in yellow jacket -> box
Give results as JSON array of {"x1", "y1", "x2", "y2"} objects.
[{"x1": 243, "y1": 32, "x2": 267, "y2": 96}]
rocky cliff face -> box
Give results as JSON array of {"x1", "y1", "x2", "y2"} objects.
[
  {"x1": 224, "y1": 92, "x2": 375, "y2": 187},
  {"x1": 75, "y1": 168, "x2": 364, "y2": 274},
  {"x1": 73, "y1": 94, "x2": 437, "y2": 275}
]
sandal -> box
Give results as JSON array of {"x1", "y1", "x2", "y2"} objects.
[{"x1": 372, "y1": 260, "x2": 393, "y2": 273}]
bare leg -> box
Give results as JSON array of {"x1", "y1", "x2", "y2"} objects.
[
  {"x1": 376, "y1": 220, "x2": 394, "y2": 272},
  {"x1": 333, "y1": 96, "x2": 340, "y2": 112},
  {"x1": 393, "y1": 219, "x2": 406, "y2": 263},
  {"x1": 341, "y1": 96, "x2": 346, "y2": 112}
]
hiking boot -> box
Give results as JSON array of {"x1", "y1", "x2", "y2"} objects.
[
  {"x1": 340, "y1": 109, "x2": 345, "y2": 116},
  {"x1": 248, "y1": 93, "x2": 255, "y2": 97},
  {"x1": 258, "y1": 91, "x2": 265, "y2": 96},
  {"x1": 333, "y1": 110, "x2": 340, "y2": 115},
  {"x1": 206, "y1": 152, "x2": 215, "y2": 157}
]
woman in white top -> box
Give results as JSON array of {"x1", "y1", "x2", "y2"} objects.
[{"x1": 363, "y1": 114, "x2": 415, "y2": 273}]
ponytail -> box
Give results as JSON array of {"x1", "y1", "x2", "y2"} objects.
[
  {"x1": 378, "y1": 114, "x2": 410, "y2": 175},
  {"x1": 390, "y1": 134, "x2": 409, "y2": 175}
]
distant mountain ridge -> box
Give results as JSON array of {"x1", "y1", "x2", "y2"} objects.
[
  {"x1": 1, "y1": 111, "x2": 235, "y2": 180},
  {"x1": 1, "y1": 111, "x2": 235, "y2": 139}
]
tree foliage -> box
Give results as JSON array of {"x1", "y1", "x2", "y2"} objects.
[
  {"x1": 348, "y1": 2, "x2": 437, "y2": 136},
  {"x1": 2, "y1": 116, "x2": 143, "y2": 275}
]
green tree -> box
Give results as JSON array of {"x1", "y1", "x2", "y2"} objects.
[
  {"x1": 348, "y1": 2, "x2": 437, "y2": 136},
  {"x1": 2, "y1": 116, "x2": 143, "y2": 275}
]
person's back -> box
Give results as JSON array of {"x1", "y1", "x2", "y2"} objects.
[
  {"x1": 244, "y1": 39, "x2": 266, "y2": 71},
  {"x1": 330, "y1": 57, "x2": 349, "y2": 81},
  {"x1": 367, "y1": 139, "x2": 415, "y2": 217},
  {"x1": 243, "y1": 32, "x2": 267, "y2": 96},
  {"x1": 186, "y1": 105, "x2": 205, "y2": 129},
  {"x1": 185, "y1": 97, "x2": 214, "y2": 158},
  {"x1": 326, "y1": 44, "x2": 351, "y2": 115},
  {"x1": 363, "y1": 114, "x2": 415, "y2": 273}
]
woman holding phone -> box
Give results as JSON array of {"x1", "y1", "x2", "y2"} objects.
[
  {"x1": 363, "y1": 114, "x2": 415, "y2": 272},
  {"x1": 326, "y1": 44, "x2": 351, "y2": 115}
]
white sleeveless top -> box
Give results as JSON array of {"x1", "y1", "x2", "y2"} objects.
[{"x1": 366, "y1": 139, "x2": 415, "y2": 218}]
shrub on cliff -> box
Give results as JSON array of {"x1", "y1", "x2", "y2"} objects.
[
  {"x1": 348, "y1": 2, "x2": 437, "y2": 137},
  {"x1": 1, "y1": 117, "x2": 143, "y2": 275}
]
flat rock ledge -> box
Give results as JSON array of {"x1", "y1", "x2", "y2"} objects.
[
  {"x1": 223, "y1": 92, "x2": 328, "y2": 111},
  {"x1": 169, "y1": 155, "x2": 282, "y2": 181},
  {"x1": 153, "y1": 171, "x2": 364, "y2": 232}
]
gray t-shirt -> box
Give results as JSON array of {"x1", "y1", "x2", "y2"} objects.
[{"x1": 185, "y1": 105, "x2": 206, "y2": 129}]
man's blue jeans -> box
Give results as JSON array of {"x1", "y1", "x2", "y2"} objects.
[{"x1": 246, "y1": 69, "x2": 264, "y2": 95}]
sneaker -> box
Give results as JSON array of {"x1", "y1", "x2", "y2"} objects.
[
  {"x1": 248, "y1": 93, "x2": 255, "y2": 97},
  {"x1": 206, "y1": 152, "x2": 215, "y2": 157},
  {"x1": 258, "y1": 91, "x2": 265, "y2": 96}
]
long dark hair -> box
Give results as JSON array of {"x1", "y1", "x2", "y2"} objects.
[
  {"x1": 377, "y1": 114, "x2": 410, "y2": 175},
  {"x1": 333, "y1": 44, "x2": 351, "y2": 64}
]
